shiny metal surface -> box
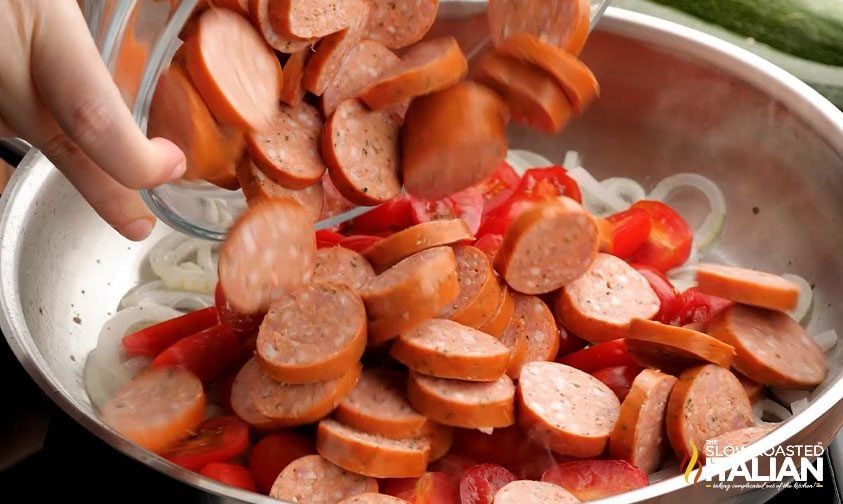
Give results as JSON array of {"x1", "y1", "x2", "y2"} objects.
[{"x1": 2, "y1": 7, "x2": 843, "y2": 503}]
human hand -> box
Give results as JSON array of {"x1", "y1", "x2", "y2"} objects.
[{"x1": 0, "y1": 0, "x2": 186, "y2": 241}]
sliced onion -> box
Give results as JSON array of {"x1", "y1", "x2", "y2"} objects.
[
  {"x1": 601, "y1": 177, "x2": 647, "y2": 206},
  {"x1": 647, "y1": 173, "x2": 727, "y2": 253},
  {"x1": 120, "y1": 281, "x2": 213, "y2": 312},
  {"x1": 149, "y1": 233, "x2": 218, "y2": 293},
  {"x1": 476, "y1": 427, "x2": 494, "y2": 435},
  {"x1": 790, "y1": 398, "x2": 810, "y2": 415},
  {"x1": 812, "y1": 329, "x2": 838, "y2": 353},
  {"x1": 562, "y1": 150, "x2": 581, "y2": 169},
  {"x1": 756, "y1": 398, "x2": 793, "y2": 422},
  {"x1": 506, "y1": 149, "x2": 554, "y2": 176},
  {"x1": 771, "y1": 388, "x2": 809, "y2": 406},
  {"x1": 83, "y1": 349, "x2": 119, "y2": 412},
  {"x1": 566, "y1": 167, "x2": 628, "y2": 217},
  {"x1": 781, "y1": 273, "x2": 813, "y2": 323}
]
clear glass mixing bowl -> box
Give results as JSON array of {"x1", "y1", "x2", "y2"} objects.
[{"x1": 80, "y1": 0, "x2": 613, "y2": 241}]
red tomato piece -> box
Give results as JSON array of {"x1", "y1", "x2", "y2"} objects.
[
  {"x1": 556, "y1": 329, "x2": 588, "y2": 359},
  {"x1": 215, "y1": 283, "x2": 264, "y2": 341},
  {"x1": 212, "y1": 370, "x2": 238, "y2": 413},
  {"x1": 164, "y1": 416, "x2": 250, "y2": 471},
  {"x1": 383, "y1": 472, "x2": 459, "y2": 504},
  {"x1": 339, "y1": 234, "x2": 384, "y2": 253},
  {"x1": 477, "y1": 161, "x2": 521, "y2": 215},
  {"x1": 151, "y1": 324, "x2": 243, "y2": 384},
  {"x1": 410, "y1": 187, "x2": 486, "y2": 235},
  {"x1": 630, "y1": 263, "x2": 682, "y2": 324},
  {"x1": 627, "y1": 200, "x2": 693, "y2": 272},
  {"x1": 316, "y1": 229, "x2": 344, "y2": 248},
  {"x1": 200, "y1": 462, "x2": 258, "y2": 492},
  {"x1": 350, "y1": 194, "x2": 415, "y2": 234},
  {"x1": 477, "y1": 192, "x2": 545, "y2": 237},
  {"x1": 602, "y1": 208, "x2": 652, "y2": 258},
  {"x1": 459, "y1": 464, "x2": 516, "y2": 504},
  {"x1": 590, "y1": 365, "x2": 644, "y2": 401},
  {"x1": 122, "y1": 306, "x2": 219, "y2": 358},
  {"x1": 428, "y1": 454, "x2": 478, "y2": 477},
  {"x1": 473, "y1": 234, "x2": 504, "y2": 263},
  {"x1": 670, "y1": 287, "x2": 733, "y2": 327},
  {"x1": 452, "y1": 426, "x2": 549, "y2": 467},
  {"x1": 248, "y1": 431, "x2": 316, "y2": 494},
  {"x1": 516, "y1": 167, "x2": 582, "y2": 203},
  {"x1": 541, "y1": 460, "x2": 648, "y2": 501},
  {"x1": 557, "y1": 339, "x2": 638, "y2": 373}
]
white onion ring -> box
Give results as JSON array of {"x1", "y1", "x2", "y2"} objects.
[
  {"x1": 755, "y1": 398, "x2": 793, "y2": 422},
  {"x1": 790, "y1": 398, "x2": 809, "y2": 415},
  {"x1": 566, "y1": 167, "x2": 628, "y2": 217},
  {"x1": 149, "y1": 233, "x2": 218, "y2": 293},
  {"x1": 562, "y1": 150, "x2": 581, "y2": 169},
  {"x1": 771, "y1": 388, "x2": 809, "y2": 406},
  {"x1": 647, "y1": 173, "x2": 727, "y2": 254},
  {"x1": 781, "y1": 273, "x2": 813, "y2": 324},
  {"x1": 812, "y1": 329, "x2": 838, "y2": 353},
  {"x1": 506, "y1": 149, "x2": 554, "y2": 176},
  {"x1": 601, "y1": 177, "x2": 647, "y2": 206},
  {"x1": 120, "y1": 280, "x2": 214, "y2": 312}
]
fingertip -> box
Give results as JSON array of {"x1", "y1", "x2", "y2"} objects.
[
  {"x1": 119, "y1": 216, "x2": 157, "y2": 241},
  {"x1": 150, "y1": 136, "x2": 187, "y2": 182}
]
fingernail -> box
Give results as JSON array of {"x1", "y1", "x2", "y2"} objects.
[{"x1": 120, "y1": 218, "x2": 155, "y2": 241}]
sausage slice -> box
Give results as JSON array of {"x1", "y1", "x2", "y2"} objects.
[
  {"x1": 270, "y1": 454, "x2": 378, "y2": 502},
  {"x1": 702, "y1": 425, "x2": 776, "y2": 460},
  {"x1": 303, "y1": 0, "x2": 371, "y2": 96},
  {"x1": 390, "y1": 319, "x2": 512, "y2": 381},
  {"x1": 339, "y1": 494, "x2": 410, "y2": 504},
  {"x1": 248, "y1": 0, "x2": 315, "y2": 53},
  {"x1": 322, "y1": 99, "x2": 402, "y2": 206},
  {"x1": 280, "y1": 50, "x2": 309, "y2": 106},
  {"x1": 609, "y1": 369, "x2": 677, "y2": 474},
  {"x1": 516, "y1": 295, "x2": 560, "y2": 365},
  {"x1": 626, "y1": 318, "x2": 736, "y2": 372},
  {"x1": 363, "y1": 220, "x2": 474, "y2": 273},
  {"x1": 494, "y1": 480, "x2": 580, "y2": 504},
  {"x1": 236, "y1": 157, "x2": 324, "y2": 221},
  {"x1": 554, "y1": 253, "x2": 659, "y2": 342},
  {"x1": 230, "y1": 358, "x2": 284, "y2": 431},
  {"x1": 219, "y1": 199, "x2": 316, "y2": 314},
  {"x1": 335, "y1": 369, "x2": 430, "y2": 439},
  {"x1": 665, "y1": 364, "x2": 754, "y2": 459},
  {"x1": 184, "y1": 9, "x2": 281, "y2": 131},
  {"x1": 477, "y1": 285, "x2": 516, "y2": 338},
  {"x1": 360, "y1": 36, "x2": 468, "y2": 110},
  {"x1": 321, "y1": 40, "x2": 402, "y2": 117},
  {"x1": 407, "y1": 372, "x2": 516, "y2": 429},
  {"x1": 707, "y1": 305, "x2": 827, "y2": 388},
  {"x1": 247, "y1": 102, "x2": 327, "y2": 190},
  {"x1": 313, "y1": 247, "x2": 376, "y2": 292},
  {"x1": 268, "y1": 0, "x2": 359, "y2": 39},
  {"x1": 424, "y1": 422, "x2": 454, "y2": 462},
  {"x1": 317, "y1": 419, "x2": 431, "y2": 478},
  {"x1": 500, "y1": 303, "x2": 530, "y2": 379},
  {"x1": 518, "y1": 361, "x2": 620, "y2": 457},
  {"x1": 364, "y1": 0, "x2": 440, "y2": 49},
  {"x1": 487, "y1": 0, "x2": 591, "y2": 54},
  {"x1": 256, "y1": 283, "x2": 367, "y2": 383},
  {"x1": 497, "y1": 199, "x2": 599, "y2": 296},
  {"x1": 440, "y1": 245, "x2": 502, "y2": 328},
  {"x1": 402, "y1": 81, "x2": 508, "y2": 199},
  {"x1": 696, "y1": 264, "x2": 800, "y2": 312}
]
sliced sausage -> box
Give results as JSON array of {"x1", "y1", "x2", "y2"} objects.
[
  {"x1": 339, "y1": 494, "x2": 410, "y2": 504},
  {"x1": 554, "y1": 253, "x2": 659, "y2": 342},
  {"x1": 407, "y1": 372, "x2": 516, "y2": 428},
  {"x1": 280, "y1": 50, "x2": 309, "y2": 106},
  {"x1": 423, "y1": 422, "x2": 454, "y2": 462},
  {"x1": 498, "y1": 33, "x2": 599, "y2": 113},
  {"x1": 736, "y1": 373, "x2": 765, "y2": 404},
  {"x1": 321, "y1": 171, "x2": 359, "y2": 220},
  {"x1": 268, "y1": 0, "x2": 359, "y2": 39},
  {"x1": 472, "y1": 48, "x2": 573, "y2": 134},
  {"x1": 210, "y1": 0, "x2": 249, "y2": 16},
  {"x1": 360, "y1": 246, "x2": 459, "y2": 321},
  {"x1": 477, "y1": 285, "x2": 515, "y2": 338},
  {"x1": 608, "y1": 369, "x2": 677, "y2": 474},
  {"x1": 665, "y1": 364, "x2": 754, "y2": 459},
  {"x1": 270, "y1": 454, "x2": 378, "y2": 502},
  {"x1": 487, "y1": 0, "x2": 591, "y2": 55},
  {"x1": 321, "y1": 41, "x2": 402, "y2": 118},
  {"x1": 367, "y1": 301, "x2": 444, "y2": 347},
  {"x1": 363, "y1": 220, "x2": 474, "y2": 273},
  {"x1": 247, "y1": 102, "x2": 327, "y2": 190},
  {"x1": 626, "y1": 318, "x2": 736, "y2": 373},
  {"x1": 184, "y1": 8, "x2": 281, "y2": 131},
  {"x1": 500, "y1": 307, "x2": 530, "y2": 379},
  {"x1": 322, "y1": 99, "x2": 402, "y2": 206},
  {"x1": 707, "y1": 304, "x2": 827, "y2": 388},
  {"x1": 518, "y1": 361, "x2": 620, "y2": 458},
  {"x1": 702, "y1": 425, "x2": 776, "y2": 460},
  {"x1": 335, "y1": 369, "x2": 430, "y2": 438},
  {"x1": 696, "y1": 264, "x2": 800, "y2": 312},
  {"x1": 440, "y1": 245, "x2": 502, "y2": 327},
  {"x1": 256, "y1": 283, "x2": 366, "y2": 383},
  {"x1": 390, "y1": 319, "x2": 512, "y2": 381},
  {"x1": 219, "y1": 199, "x2": 316, "y2": 314},
  {"x1": 303, "y1": 0, "x2": 371, "y2": 96},
  {"x1": 313, "y1": 247, "x2": 376, "y2": 292},
  {"x1": 252, "y1": 360, "x2": 362, "y2": 426},
  {"x1": 360, "y1": 37, "x2": 468, "y2": 110},
  {"x1": 102, "y1": 368, "x2": 206, "y2": 453},
  {"x1": 317, "y1": 419, "x2": 430, "y2": 478},
  {"x1": 496, "y1": 199, "x2": 599, "y2": 296},
  {"x1": 149, "y1": 64, "x2": 245, "y2": 190},
  {"x1": 248, "y1": 0, "x2": 315, "y2": 53},
  {"x1": 236, "y1": 156, "x2": 324, "y2": 221},
  {"x1": 516, "y1": 295, "x2": 560, "y2": 367},
  {"x1": 230, "y1": 358, "x2": 285, "y2": 431},
  {"x1": 365, "y1": 0, "x2": 440, "y2": 49},
  {"x1": 402, "y1": 81, "x2": 508, "y2": 199},
  {"x1": 494, "y1": 480, "x2": 580, "y2": 504}
]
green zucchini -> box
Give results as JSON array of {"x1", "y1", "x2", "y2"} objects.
[{"x1": 648, "y1": 0, "x2": 843, "y2": 66}]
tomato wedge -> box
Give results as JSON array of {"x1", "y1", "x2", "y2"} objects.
[
  {"x1": 122, "y1": 306, "x2": 219, "y2": 358},
  {"x1": 383, "y1": 472, "x2": 459, "y2": 504},
  {"x1": 630, "y1": 263, "x2": 682, "y2": 324},
  {"x1": 200, "y1": 462, "x2": 258, "y2": 492},
  {"x1": 350, "y1": 194, "x2": 415, "y2": 234},
  {"x1": 452, "y1": 426, "x2": 548, "y2": 467},
  {"x1": 477, "y1": 192, "x2": 544, "y2": 237},
  {"x1": 591, "y1": 365, "x2": 644, "y2": 401},
  {"x1": 151, "y1": 324, "x2": 244, "y2": 384},
  {"x1": 670, "y1": 287, "x2": 733, "y2": 327},
  {"x1": 516, "y1": 167, "x2": 582, "y2": 203},
  {"x1": 599, "y1": 208, "x2": 652, "y2": 258},
  {"x1": 164, "y1": 416, "x2": 250, "y2": 471},
  {"x1": 249, "y1": 431, "x2": 316, "y2": 494},
  {"x1": 557, "y1": 339, "x2": 638, "y2": 373},
  {"x1": 541, "y1": 460, "x2": 648, "y2": 501},
  {"x1": 410, "y1": 186, "x2": 485, "y2": 235},
  {"x1": 476, "y1": 161, "x2": 521, "y2": 215},
  {"x1": 459, "y1": 464, "x2": 516, "y2": 504},
  {"x1": 473, "y1": 233, "x2": 504, "y2": 262},
  {"x1": 339, "y1": 234, "x2": 384, "y2": 253},
  {"x1": 315, "y1": 229, "x2": 344, "y2": 248},
  {"x1": 428, "y1": 454, "x2": 478, "y2": 477},
  {"x1": 557, "y1": 329, "x2": 588, "y2": 359},
  {"x1": 215, "y1": 283, "x2": 264, "y2": 341},
  {"x1": 627, "y1": 200, "x2": 693, "y2": 271}
]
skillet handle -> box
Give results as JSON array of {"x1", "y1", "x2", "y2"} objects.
[{"x1": 0, "y1": 138, "x2": 31, "y2": 168}]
